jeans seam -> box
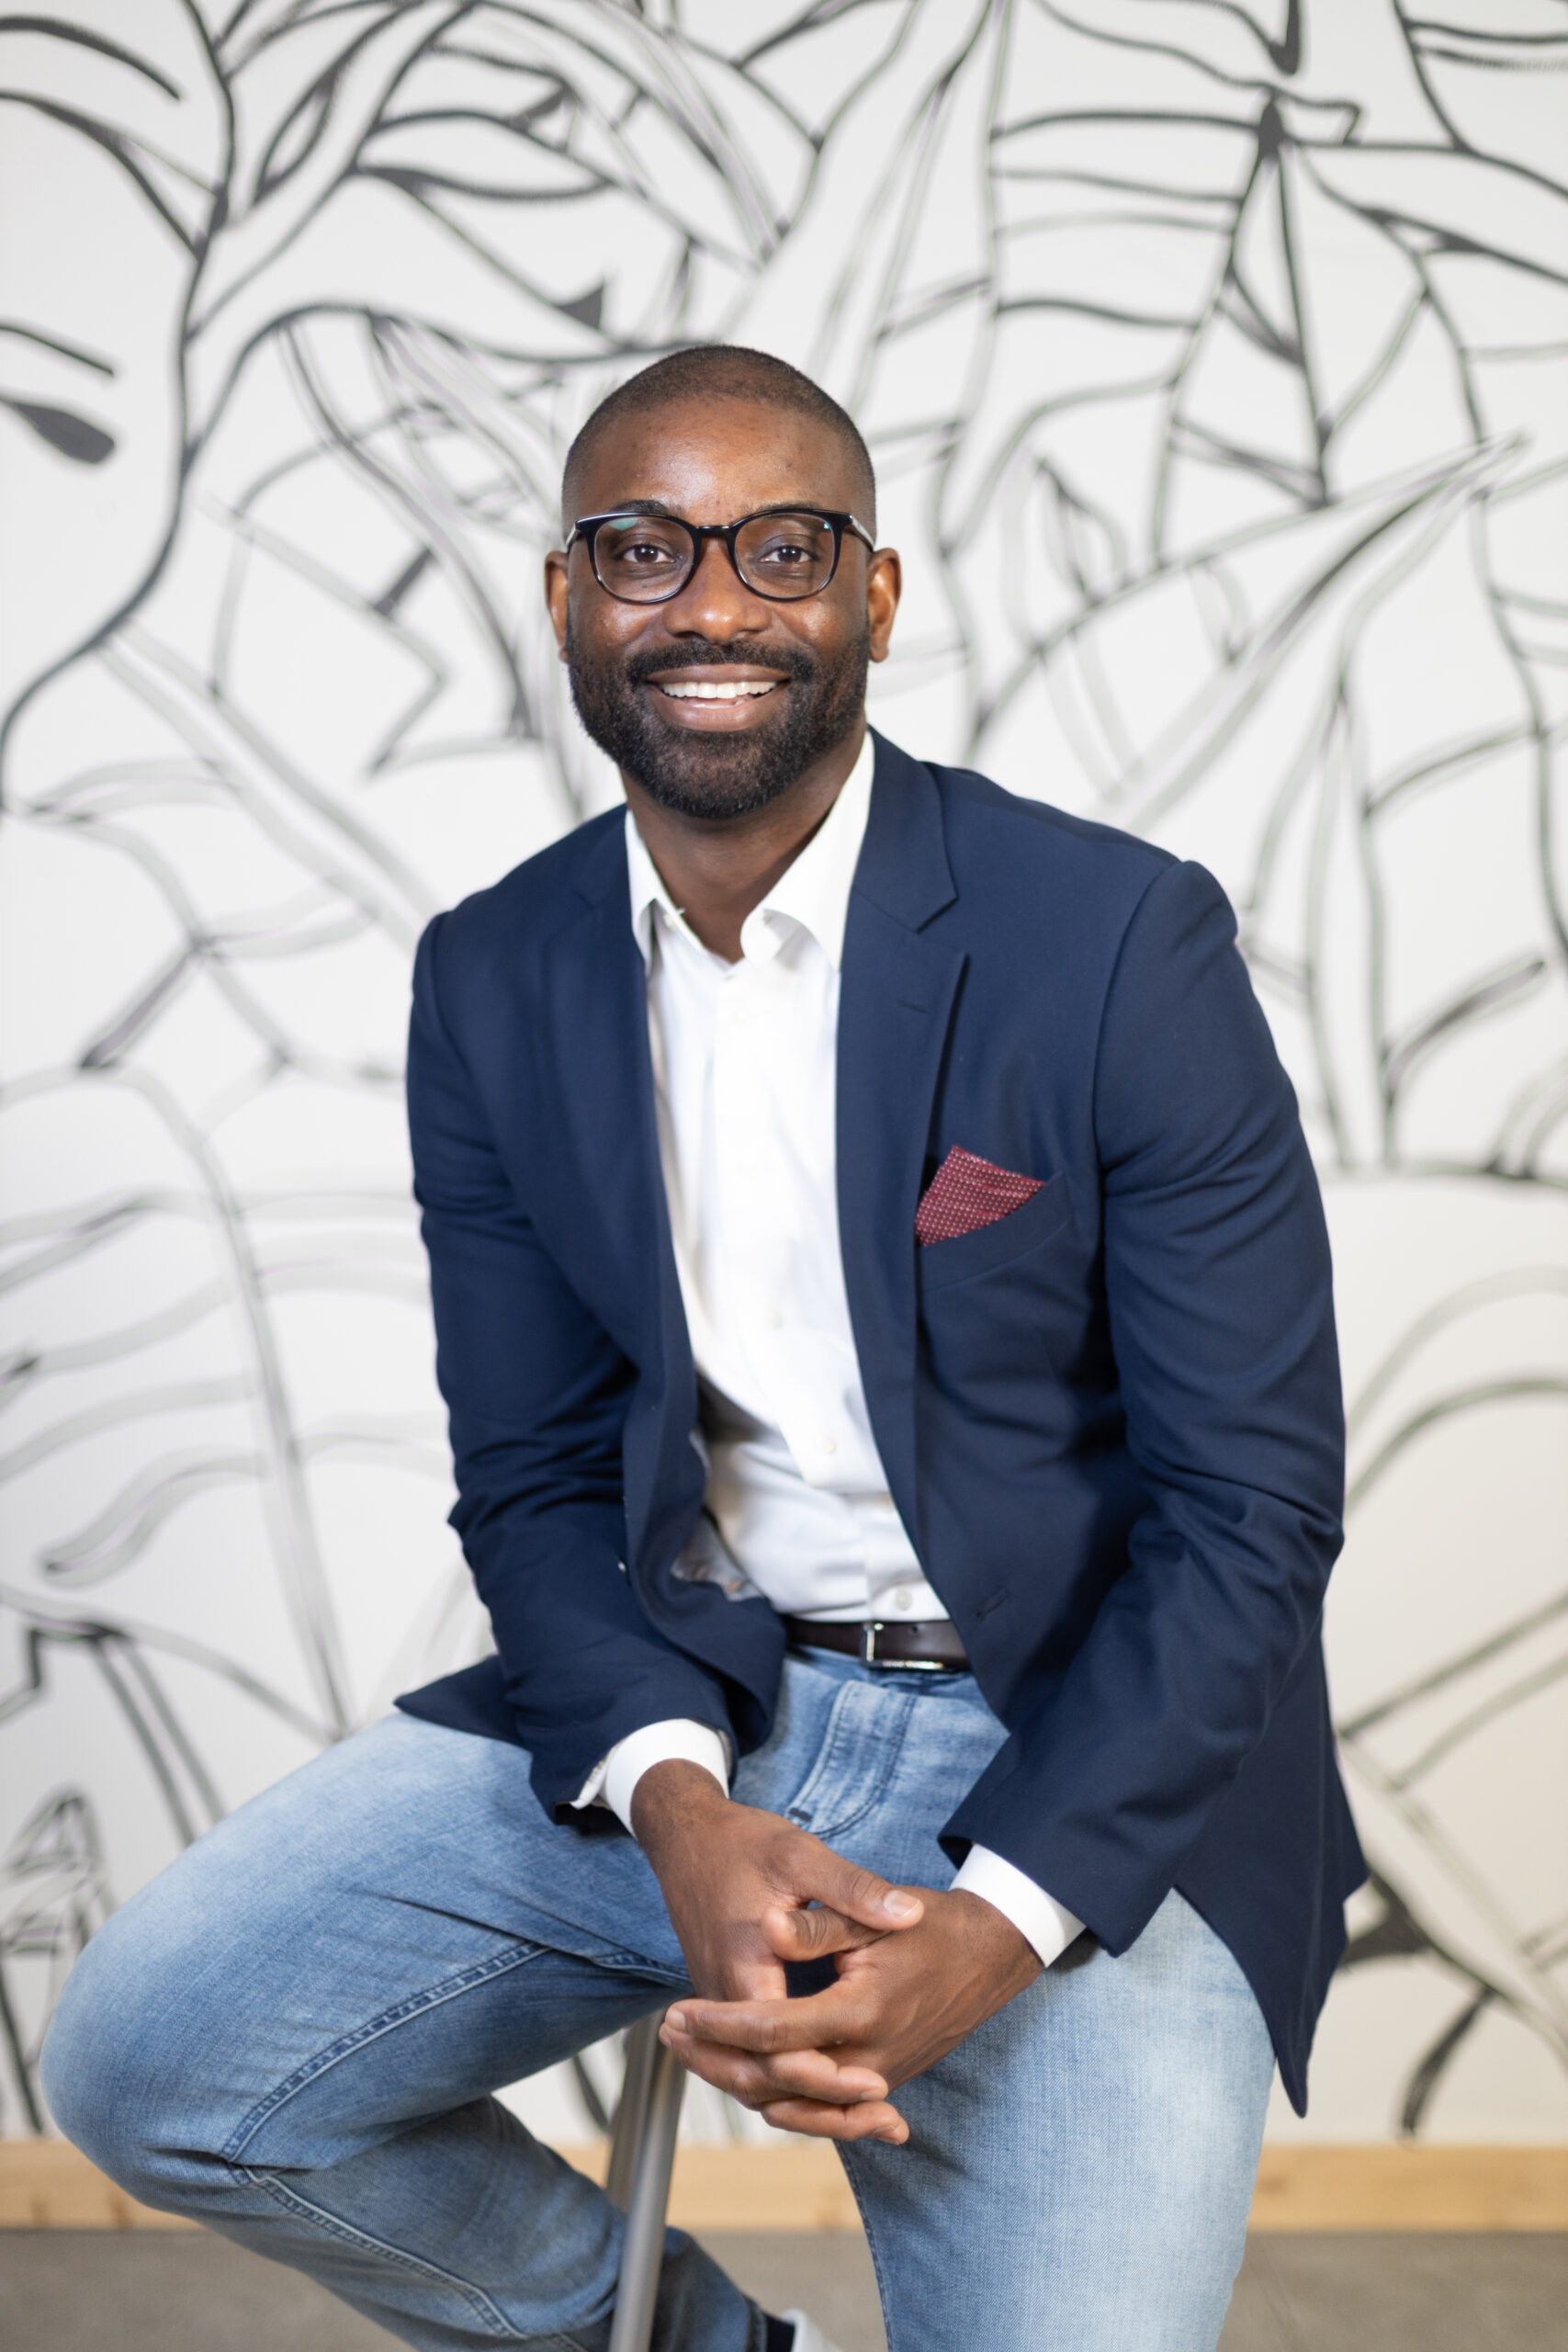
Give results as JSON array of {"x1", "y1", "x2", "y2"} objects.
[
  {"x1": 222, "y1": 1939, "x2": 544, "y2": 2164},
  {"x1": 243, "y1": 2162, "x2": 536, "y2": 2340}
]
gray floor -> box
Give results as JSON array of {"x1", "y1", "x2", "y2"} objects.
[{"x1": 1, "y1": 2228, "x2": 1565, "y2": 2349}]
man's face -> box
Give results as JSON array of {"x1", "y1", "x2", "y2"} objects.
[{"x1": 547, "y1": 398, "x2": 899, "y2": 821}]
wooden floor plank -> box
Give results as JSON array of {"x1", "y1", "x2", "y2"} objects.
[{"x1": 3, "y1": 2138, "x2": 1564, "y2": 2233}]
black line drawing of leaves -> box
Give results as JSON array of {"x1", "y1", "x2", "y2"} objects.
[
  {"x1": 1, "y1": 1, "x2": 1563, "y2": 2145},
  {"x1": 0, "y1": 1789, "x2": 115, "y2": 2133}
]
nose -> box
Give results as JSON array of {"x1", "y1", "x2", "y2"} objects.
[{"x1": 661, "y1": 532, "x2": 773, "y2": 641}]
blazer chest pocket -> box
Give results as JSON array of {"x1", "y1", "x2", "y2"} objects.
[{"x1": 917, "y1": 1170, "x2": 1073, "y2": 1294}]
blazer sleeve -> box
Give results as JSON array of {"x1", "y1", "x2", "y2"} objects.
[
  {"x1": 407, "y1": 915, "x2": 735, "y2": 1812},
  {"x1": 942, "y1": 858, "x2": 1344, "y2": 1950}
]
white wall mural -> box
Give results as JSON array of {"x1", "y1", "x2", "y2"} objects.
[{"x1": 1, "y1": 0, "x2": 1564, "y2": 2145}]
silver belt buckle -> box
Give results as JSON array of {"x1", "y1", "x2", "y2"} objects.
[{"x1": 860, "y1": 1619, "x2": 945, "y2": 1670}]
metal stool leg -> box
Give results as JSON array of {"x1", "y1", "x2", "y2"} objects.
[
  {"x1": 605, "y1": 2012, "x2": 660, "y2": 2213},
  {"x1": 607, "y1": 2015, "x2": 686, "y2": 2352}
]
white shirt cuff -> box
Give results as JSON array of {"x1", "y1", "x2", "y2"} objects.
[
  {"x1": 952, "y1": 1844, "x2": 1085, "y2": 1968},
  {"x1": 570, "y1": 1720, "x2": 731, "y2": 1836}
]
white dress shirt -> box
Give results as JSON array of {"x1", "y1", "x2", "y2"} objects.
[{"x1": 574, "y1": 733, "x2": 1083, "y2": 1967}]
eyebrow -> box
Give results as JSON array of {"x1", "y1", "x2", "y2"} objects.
[{"x1": 583, "y1": 499, "x2": 837, "y2": 521}]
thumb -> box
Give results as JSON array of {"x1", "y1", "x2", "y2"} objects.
[
  {"x1": 762, "y1": 1903, "x2": 886, "y2": 1962},
  {"x1": 806, "y1": 1855, "x2": 923, "y2": 1934}
]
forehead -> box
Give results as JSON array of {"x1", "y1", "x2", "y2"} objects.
[{"x1": 570, "y1": 396, "x2": 863, "y2": 524}]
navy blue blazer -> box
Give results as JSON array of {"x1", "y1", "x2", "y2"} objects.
[{"x1": 398, "y1": 730, "x2": 1364, "y2": 2110}]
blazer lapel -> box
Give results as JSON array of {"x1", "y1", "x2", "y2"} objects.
[
  {"x1": 537, "y1": 824, "x2": 697, "y2": 1576},
  {"x1": 837, "y1": 734, "x2": 964, "y2": 1561}
]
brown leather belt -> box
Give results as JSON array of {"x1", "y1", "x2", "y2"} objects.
[{"x1": 780, "y1": 1615, "x2": 970, "y2": 1671}]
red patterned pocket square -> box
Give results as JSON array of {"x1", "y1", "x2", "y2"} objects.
[{"x1": 915, "y1": 1147, "x2": 1043, "y2": 1247}]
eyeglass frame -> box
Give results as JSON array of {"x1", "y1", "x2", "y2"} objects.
[{"x1": 565, "y1": 504, "x2": 876, "y2": 605}]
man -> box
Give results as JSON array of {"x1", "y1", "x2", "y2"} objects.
[{"x1": 44, "y1": 346, "x2": 1364, "y2": 2352}]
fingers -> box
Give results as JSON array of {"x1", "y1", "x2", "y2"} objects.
[
  {"x1": 665, "y1": 1983, "x2": 866, "y2": 2056},
  {"x1": 762, "y1": 1904, "x2": 887, "y2": 1962},
  {"x1": 670, "y1": 2029, "x2": 888, "y2": 2110},
  {"x1": 758, "y1": 2098, "x2": 908, "y2": 2145},
  {"x1": 717, "y1": 1956, "x2": 790, "y2": 2007},
  {"x1": 807, "y1": 1856, "x2": 922, "y2": 1934}
]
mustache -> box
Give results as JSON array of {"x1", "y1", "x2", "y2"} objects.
[{"x1": 621, "y1": 639, "x2": 818, "y2": 687}]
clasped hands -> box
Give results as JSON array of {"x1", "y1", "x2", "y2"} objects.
[{"x1": 631, "y1": 1759, "x2": 1041, "y2": 2144}]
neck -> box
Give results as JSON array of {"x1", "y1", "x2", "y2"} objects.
[{"x1": 623, "y1": 720, "x2": 865, "y2": 961}]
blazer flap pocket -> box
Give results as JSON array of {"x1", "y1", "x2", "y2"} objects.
[{"x1": 917, "y1": 1170, "x2": 1072, "y2": 1293}]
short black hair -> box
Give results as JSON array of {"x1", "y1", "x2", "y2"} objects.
[{"x1": 561, "y1": 345, "x2": 875, "y2": 532}]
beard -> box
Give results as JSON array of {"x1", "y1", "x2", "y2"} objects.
[{"x1": 565, "y1": 618, "x2": 869, "y2": 820}]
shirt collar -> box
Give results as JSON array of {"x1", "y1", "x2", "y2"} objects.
[{"x1": 626, "y1": 728, "x2": 875, "y2": 973}]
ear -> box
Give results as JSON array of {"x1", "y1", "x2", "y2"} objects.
[
  {"x1": 866, "y1": 545, "x2": 901, "y2": 664},
  {"x1": 544, "y1": 547, "x2": 570, "y2": 661}
]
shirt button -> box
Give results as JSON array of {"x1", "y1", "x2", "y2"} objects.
[
  {"x1": 764, "y1": 1308, "x2": 784, "y2": 1329},
  {"x1": 893, "y1": 1588, "x2": 913, "y2": 1612},
  {"x1": 818, "y1": 1433, "x2": 838, "y2": 1454}
]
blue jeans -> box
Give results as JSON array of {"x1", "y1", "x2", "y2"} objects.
[{"x1": 42, "y1": 1650, "x2": 1274, "y2": 2351}]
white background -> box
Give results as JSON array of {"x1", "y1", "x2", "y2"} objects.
[{"x1": 1, "y1": 0, "x2": 1564, "y2": 2146}]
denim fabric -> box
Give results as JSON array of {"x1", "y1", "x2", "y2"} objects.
[{"x1": 42, "y1": 1650, "x2": 1274, "y2": 2351}]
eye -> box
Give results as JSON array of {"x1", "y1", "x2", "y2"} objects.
[
  {"x1": 615, "y1": 536, "x2": 681, "y2": 569},
  {"x1": 752, "y1": 528, "x2": 820, "y2": 571},
  {"x1": 738, "y1": 514, "x2": 835, "y2": 587},
  {"x1": 596, "y1": 519, "x2": 686, "y2": 572}
]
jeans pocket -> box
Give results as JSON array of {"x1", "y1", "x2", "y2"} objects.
[{"x1": 777, "y1": 1678, "x2": 916, "y2": 1842}]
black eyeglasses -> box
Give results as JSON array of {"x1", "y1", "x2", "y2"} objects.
[{"x1": 567, "y1": 507, "x2": 874, "y2": 605}]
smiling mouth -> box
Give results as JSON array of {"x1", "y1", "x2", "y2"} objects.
[{"x1": 654, "y1": 679, "x2": 781, "y2": 703}]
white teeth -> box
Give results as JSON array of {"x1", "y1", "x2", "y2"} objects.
[{"x1": 658, "y1": 679, "x2": 778, "y2": 701}]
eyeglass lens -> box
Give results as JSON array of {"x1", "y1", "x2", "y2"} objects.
[{"x1": 591, "y1": 513, "x2": 839, "y2": 603}]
